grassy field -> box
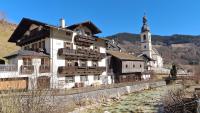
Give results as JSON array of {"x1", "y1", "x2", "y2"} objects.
[
  {"x1": 83, "y1": 84, "x2": 183, "y2": 113},
  {"x1": 0, "y1": 20, "x2": 19, "y2": 60}
]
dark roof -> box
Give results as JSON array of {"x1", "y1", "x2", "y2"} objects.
[
  {"x1": 107, "y1": 50, "x2": 143, "y2": 61},
  {"x1": 4, "y1": 50, "x2": 49, "y2": 59},
  {"x1": 8, "y1": 18, "x2": 72, "y2": 43},
  {"x1": 139, "y1": 54, "x2": 155, "y2": 61},
  {"x1": 8, "y1": 18, "x2": 51, "y2": 43},
  {"x1": 66, "y1": 21, "x2": 102, "y2": 34},
  {"x1": 141, "y1": 16, "x2": 150, "y2": 33}
]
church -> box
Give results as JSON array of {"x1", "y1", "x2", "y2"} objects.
[{"x1": 139, "y1": 15, "x2": 163, "y2": 70}]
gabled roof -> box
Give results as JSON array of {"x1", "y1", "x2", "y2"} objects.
[
  {"x1": 8, "y1": 18, "x2": 51, "y2": 43},
  {"x1": 66, "y1": 21, "x2": 102, "y2": 34},
  {"x1": 4, "y1": 50, "x2": 49, "y2": 59},
  {"x1": 107, "y1": 50, "x2": 143, "y2": 61},
  {"x1": 138, "y1": 54, "x2": 155, "y2": 61},
  {"x1": 8, "y1": 18, "x2": 72, "y2": 43}
]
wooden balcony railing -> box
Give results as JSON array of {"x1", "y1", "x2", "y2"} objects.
[
  {"x1": 0, "y1": 65, "x2": 18, "y2": 72},
  {"x1": 20, "y1": 65, "x2": 34, "y2": 74},
  {"x1": 74, "y1": 35, "x2": 96, "y2": 47},
  {"x1": 58, "y1": 66, "x2": 106, "y2": 76},
  {"x1": 58, "y1": 48, "x2": 106, "y2": 60},
  {"x1": 39, "y1": 65, "x2": 50, "y2": 73}
]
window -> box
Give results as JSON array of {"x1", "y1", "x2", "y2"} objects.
[
  {"x1": 140, "y1": 64, "x2": 142, "y2": 68},
  {"x1": 126, "y1": 64, "x2": 128, "y2": 68},
  {"x1": 92, "y1": 61, "x2": 98, "y2": 67},
  {"x1": 39, "y1": 42, "x2": 41, "y2": 48},
  {"x1": 85, "y1": 32, "x2": 91, "y2": 36},
  {"x1": 80, "y1": 75, "x2": 88, "y2": 81},
  {"x1": 64, "y1": 42, "x2": 72, "y2": 49},
  {"x1": 94, "y1": 75, "x2": 100, "y2": 80},
  {"x1": 65, "y1": 76, "x2": 74, "y2": 83},
  {"x1": 41, "y1": 58, "x2": 50, "y2": 66},
  {"x1": 24, "y1": 45, "x2": 29, "y2": 50},
  {"x1": 143, "y1": 35, "x2": 146, "y2": 41},
  {"x1": 41, "y1": 40, "x2": 45, "y2": 50},
  {"x1": 31, "y1": 44, "x2": 34, "y2": 50},
  {"x1": 94, "y1": 46, "x2": 99, "y2": 52},
  {"x1": 65, "y1": 60, "x2": 73, "y2": 67},
  {"x1": 133, "y1": 64, "x2": 135, "y2": 68},
  {"x1": 144, "y1": 45, "x2": 146, "y2": 49},
  {"x1": 23, "y1": 58, "x2": 32, "y2": 65},
  {"x1": 74, "y1": 61, "x2": 78, "y2": 66},
  {"x1": 80, "y1": 61, "x2": 87, "y2": 67},
  {"x1": 76, "y1": 29, "x2": 84, "y2": 35}
]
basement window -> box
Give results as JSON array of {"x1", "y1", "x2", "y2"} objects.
[
  {"x1": 80, "y1": 75, "x2": 88, "y2": 81},
  {"x1": 65, "y1": 76, "x2": 74, "y2": 83}
]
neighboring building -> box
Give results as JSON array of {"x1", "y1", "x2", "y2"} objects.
[
  {"x1": 107, "y1": 50, "x2": 148, "y2": 83},
  {"x1": 105, "y1": 39, "x2": 126, "y2": 51},
  {"x1": 2, "y1": 18, "x2": 108, "y2": 90},
  {"x1": 140, "y1": 15, "x2": 163, "y2": 69}
]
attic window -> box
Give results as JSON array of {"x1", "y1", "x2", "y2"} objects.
[
  {"x1": 85, "y1": 32, "x2": 91, "y2": 36},
  {"x1": 66, "y1": 31, "x2": 71, "y2": 36},
  {"x1": 76, "y1": 29, "x2": 84, "y2": 35}
]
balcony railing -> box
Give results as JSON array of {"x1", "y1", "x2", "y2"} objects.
[
  {"x1": 20, "y1": 65, "x2": 34, "y2": 74},
  {"x1": 0, "y1": 65, "x2": 18, "y2": 72},
  {"x1": 58, "y1": 66, "x2": 106, "y2": 76},
  {"x1": 74, "y1": 35, "x2": 96, "y2": 46},
  {"x1": 39, "y1": 65, "x2": 50, "y2": 73},
  {"x1": 58, "y1": 48, "x2": 106, "y2": 60}
]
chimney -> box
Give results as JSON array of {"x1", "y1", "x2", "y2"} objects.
[{"x1": 60, "y1": 18, "x2": 66, "y2": 28}]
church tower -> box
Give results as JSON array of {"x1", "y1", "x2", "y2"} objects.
[{"x1": 140, "y1": 15, "x2": 152, "y2": 58}]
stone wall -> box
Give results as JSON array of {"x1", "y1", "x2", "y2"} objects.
[{"x1": 53, "y1": 80, "x2": 166, "y2": 106}]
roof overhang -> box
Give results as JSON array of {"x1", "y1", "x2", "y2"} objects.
[
  {"x1": 67, "y1": 21, "x2": 102, "y2": 34},
  {"x1": 8, "y1": 18, "x2": 51, "y2": 43}
]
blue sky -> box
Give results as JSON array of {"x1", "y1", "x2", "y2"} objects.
[{"x1": 0, "y1": 0, "x2": 200, "y2": 37}]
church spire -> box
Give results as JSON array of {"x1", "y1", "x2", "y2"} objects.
[{"x1": 141, "y1": 14, "x2": 150, "y2": 33}]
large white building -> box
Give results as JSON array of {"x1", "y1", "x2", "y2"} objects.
[
  {"x1": 140, "y1": 15, "x2": 163, "y2": 70},
  {"x1": 0, "y1": 18, "x2": 111, "y2": 90}
]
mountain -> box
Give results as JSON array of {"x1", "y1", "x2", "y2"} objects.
[
  {"x1": 0, "y1": 19, "x2": 199, "y2": 66},
  {"x1": 105, "y1": 32, "x2": 200, "y2": 65},
  {"x1": 0, "y1": 20, "x2": 19, "y2": 60}
]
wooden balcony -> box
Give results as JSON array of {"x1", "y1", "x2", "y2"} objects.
[
  {"x1": 0, "y1": 65, "x2": 18, "y2": 72},
  {"x1": 74, "y1": 35, "x2": 96, "y2": 47},
  {"x1": 58, "y1": 66, "x2": 106, "y2": 76},
  {"x1": 58, "y1": 48, "x2": 106, "y2": 60},
  {"x1": 39, "y1": 65, "x2": 50, "y2": 73},
  {"x1": 20, "y1": 65, "x2": 34, "y2": 74}
]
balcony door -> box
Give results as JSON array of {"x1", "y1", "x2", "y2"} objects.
[{"x1": 23, "y1": 58, "x2": 32, "y2": 66}]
